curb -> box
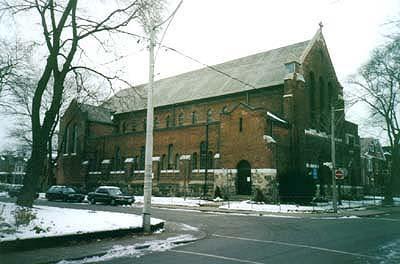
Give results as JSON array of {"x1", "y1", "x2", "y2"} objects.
[
  {"x1": 151, "y1": 204, "x2": 397, "y2": 218},
  {"x1": 0, "y1": 222, "x2": 164, "y2": 253}
]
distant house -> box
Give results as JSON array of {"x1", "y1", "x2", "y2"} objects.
[
  {"x1": 360, "y1": 138, "x2": 386, "y2": 190},
  {"x1": 0, "y1": 155, "x2": 27, "y2": 184}
]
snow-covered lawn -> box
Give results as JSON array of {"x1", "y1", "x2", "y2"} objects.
[
  {"x1": 133, "y1": 195, "x2": 400, "y2": 213},
  {"x1": 0, "y1": 202, "x2": 164, "y2": 242},
  {"x1": 134, "y1": 196, "x2": 214, "y2": 207}
]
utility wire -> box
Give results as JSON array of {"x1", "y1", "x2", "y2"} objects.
[
  {"x1": 155, "y1": 0, "x2": 183, "y2": 61},
  {"x1": 116, "y1": 30, "x2": 258, "y2": 90}
]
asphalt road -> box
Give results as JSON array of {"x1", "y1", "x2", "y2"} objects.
[{"x1": 2, "y1": 198, "x2": 400, "y2": 264}]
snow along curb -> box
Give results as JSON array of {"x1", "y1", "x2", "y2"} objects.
[
  {"x1": 0, "y1": 222, "x2": 164, "y2": 252},
  {"x1": 53, "y1": 233, "x2": 202, "y2": 264}
]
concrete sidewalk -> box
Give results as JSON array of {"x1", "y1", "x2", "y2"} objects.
[{"x1": 2, "y1": 221, "x2": 206, "y2": 264}]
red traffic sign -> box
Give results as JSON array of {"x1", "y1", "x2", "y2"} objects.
[{"x1": 335, "y1": 169, "x2": 344, "y2": 180}]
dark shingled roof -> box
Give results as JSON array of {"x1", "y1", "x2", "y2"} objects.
[{"x1": 103, "y1": 40, "x2": 312, "y2": 114}]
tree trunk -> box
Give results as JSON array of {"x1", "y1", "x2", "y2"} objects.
[{"x1": 17, "y1": 130, "x2": 47, "y2": 207}]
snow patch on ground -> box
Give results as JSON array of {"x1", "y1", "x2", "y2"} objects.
[
  {"x1": 0, "y1": 202, "x2": 164, "y2": 242},
  {"x1": 379, "y1": 238, "x2": 400, "y2": 263},
  {"x1": 0, "y1": 192, "x2": 8, "y2": 198},
  {"x1": 180, "y1": 223, "x2": 199, "y2": 231},
  {"x1": 57, "y1": 234, "x2": 196, "y2": 264},
  {"x1": 134, "y1": 196, "x2": 211, "y2": 207}
]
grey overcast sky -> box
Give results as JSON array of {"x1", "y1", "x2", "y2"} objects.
[{"x1": 0, "y1": 0, "x2": 399, "y2": 150}]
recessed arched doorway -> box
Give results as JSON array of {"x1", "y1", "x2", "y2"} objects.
[{"x1": 237, "y1": 160, "x2": 252, "y2": 195}]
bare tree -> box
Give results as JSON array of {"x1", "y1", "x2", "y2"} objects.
[
  {"x1": 0, "y1": 0, "x2": 155, "y2": 207},
  {"x1": 348, "y1": 36, "x2": 400, "y2": 204}
]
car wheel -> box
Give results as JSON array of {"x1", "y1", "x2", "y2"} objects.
[
  {"x1": 110, "y1": 199, "x2": 116, "y2": 206},
  {"x1": 90, "y1": 198, "x2": 96, "y2": 204}
]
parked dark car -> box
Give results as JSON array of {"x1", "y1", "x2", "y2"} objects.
[
  {"x1": 88, "y1": 186, "x2": 134, "y2": 205},
  {"x1": 8, "y1": 185, "x2": 39, "y2": 199},
  {"x1": 45, "y1": 185, "x2": 85, "y2": 202}
]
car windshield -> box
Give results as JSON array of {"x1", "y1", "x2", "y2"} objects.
[
  {"x1": 64, "y1": 187, "x2": 76, "y2": 193},
  {"x1": 108, "y1": 188, "x2": 122, "y2": 195}
]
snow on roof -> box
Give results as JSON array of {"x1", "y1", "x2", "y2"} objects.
[{"x1": 267, "y1": 112, "x2": 287, "y2": 124}]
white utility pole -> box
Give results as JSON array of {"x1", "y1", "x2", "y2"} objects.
[
  {"x1": 142, "y1": 21, "x2": 155, "y2": 233},
  {"x1": 331, "y1": 105, "x2": 338, "y2": 213}
]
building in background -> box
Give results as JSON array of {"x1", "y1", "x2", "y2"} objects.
[
  {"x1": 0, "y1": 154, "x2": 27, "y2": 185},
  {"x1": 56, "y1": 28, "x2": 361, "y2": 202},
  {"x1": 360, "y1": 138, "x2": 387, "y2": 193}
]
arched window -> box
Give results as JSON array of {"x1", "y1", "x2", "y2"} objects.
[
  {"x1": 319, "y1": 77, "x2": 326, "y2": 113},
  {"x1": 221, "y1": 106, "x2": 228, "y2": 114},
  {"x1": 328, "y1": 82, "x2": 334, "y2": 108},
  {"x1": 191, "y1": 111, "x2": 197, "y2": 125},
  {"x1": 208, "y1": 151, "x2": 213, "y2": 169},
  {"x1": 175, "y1": 153, "x2": 180, "y2": 170},
  {"x1": 114, "y1": 146, "x2": 121, "y2": 170},
  {"x1": 134, "y1": 155, "x2": 139, "y2": 170},
  {"x1": 239, "y1": 117, "x2": 243, "y2": 132},
  {"x1": 72, "y1": 124, "x2": 78, "y2": 153},
  {"x1": 200, "y1": 141, "x2": 207, "y2": 169},
  {"x1": 207, "y1": 109, "x2": 213, "y2": 123},
  {"x1": 178, "y1": 113, "x2": 184, "y2": 126},
  {"x1": 168, "y1": 144, "x2": 173, "y2": 169},
  {"x1": 161, "y1": 154, "x2": 166, "y2": 170},
  {"x1": 166, "y1": 115, "x2": 171, "y2": 128},
  {"x1": 63, "y1": 124, "x2": 69, "y2": 154},
  {"x1": 121, "y1": 121, "x2": 127, "y2": 134},
  {"x1": 140, "y1": 146, "x2": 145, "y2": 170},
  {"x1": 309, "y1": 72, "x2": 316, "y2": 124},
  {"x1": 192, "y1": 152, "x2": 198, "y2": 170}
]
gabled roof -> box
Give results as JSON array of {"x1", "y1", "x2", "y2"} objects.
[
  {"x1": 360, "y1": 138, "x2": 386, "y2": 161},
  {"x1": 79, "y1": 103, "x2": 114, "y2": 124},
  {"x1": 103, "y1": 39, "x2": 313, "y2": 114}
]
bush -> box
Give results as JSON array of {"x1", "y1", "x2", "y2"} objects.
[
  {"x1": 214, "y1": 186, "x2": 222, "y2": 199},
  {"x1": 14, "y1": 207, "x2": 36, "y2": 227},
  {"x1": 253, "y1": 189, "x2": 267, "y2": 203}
]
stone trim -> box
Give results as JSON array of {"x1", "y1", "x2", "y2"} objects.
[
  {"x1": 110, "y1": 170, "x2": 125, "y2": 174},
  {"x1": 179, "y1": 155, "x2": 191, "y2": 160}
]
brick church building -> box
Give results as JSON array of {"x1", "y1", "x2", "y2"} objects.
[{"x1": 56, "y1": 28, "x2": 361, "y2": 200}]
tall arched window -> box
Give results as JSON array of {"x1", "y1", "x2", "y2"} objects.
[
  {"x1": 192, "y1": 152, "x2": 198, "y2": 170},
  {"x1": 168, "y1": 144, "x2": 173, "y2": 169},
  {"x1": 140, "y1": 146, "x2": 145, "y2": 170},
  {"x1": 166, "y1": 115, "x2": 171, "y2": 128},
  {"x1": 208, "y1": 151, "x2": 213, "y2": 169},
  {"x1": 200, "y1": 141, "x2": 207, "y2": 169},
  {"x1": 114, "y1": 146, "x2": 121, "y2": 170},
  {"x1": 328, "y1": 82, "x2": 334, "y2": 108},
  {"x1": 309, "y1": 72, "x2": 316, "y2": 125},
  {"x1": 319, "y1": 77, "x2": 326, "y2": 113},
  {"x1": 63, "y1": 125, "x2": 69, "y2": 154},
  {"x1": 207, "y1": 109, "x2": 213, "y2": 123},
  {"x1": 72, "y1": 124, "x2": 78, "y2": 154},
  {"x1": 191, "y1": 111, "x2": 197, "y2": 124},
  {"x1": 161, "y1": 154, "x2": 166, "y2": 170},
  {"x1": 175, "y1": 153, "x2": 180, "y2": 170}
]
